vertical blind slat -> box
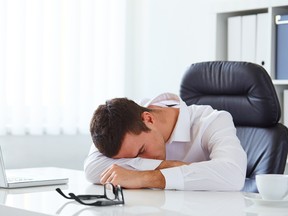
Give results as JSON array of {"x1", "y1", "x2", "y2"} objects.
[
  {"x1": 0, "y1": 0, "x2": 7, "y2": 135},
  {"x1": 25, "y1": 0, "x2": 44, "y2": 135},
  {"x1": 79, "y1": 0, "x2": 94, "y2": 134},
  {"x1": 7, "y1": 0, "x2": 26, "y2": 135},
  {"x1": 42, "y1": 0, "x2": 61, "y2": 135}
]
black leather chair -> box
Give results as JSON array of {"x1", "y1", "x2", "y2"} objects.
[{"x1": 180, "y1": 61, "x2": 288, "y2": 192}]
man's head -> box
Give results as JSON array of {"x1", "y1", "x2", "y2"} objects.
[{"x1": 90, "y1": 98, "x2": 152, "y2": 158}]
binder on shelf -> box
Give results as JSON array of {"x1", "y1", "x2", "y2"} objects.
[
  {"x1": 228, "y1": 16, "x2": 242, "y2": 61},
  {"x1": 241, "y1": 14, "x2": 257, "y2": 63},
  {"x1": 276, "y1": 15, "x2": 288, "y2": 79},
  {"x1": 283, "y1": 90, "x2": 288, "y2": 127},
  {"x1": 256, "y1": 13, "x2": 269, "y2": 73}
]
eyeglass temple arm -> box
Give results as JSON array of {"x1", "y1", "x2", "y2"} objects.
[
  {"x1": 69, "y1": 193, "x2": 95, "y2": 205},
  {"x1": 56, "y1": 188, "x2": 106, "y2": 200},
  {"x1": 56, "y1": 188, "x2": 73, "y2": 199}
]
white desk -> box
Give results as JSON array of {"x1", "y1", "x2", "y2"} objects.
[{"x1": 0, "y1": 168, "x2": 287, "y2": 216}]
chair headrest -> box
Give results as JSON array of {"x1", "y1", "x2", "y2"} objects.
[{"x1": 180, "y1": 61, "x2": 281, "y2": 127}]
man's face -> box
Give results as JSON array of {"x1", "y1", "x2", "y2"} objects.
[{"x1": 113, "y1": 129, "x2": 166, "y2": 160}]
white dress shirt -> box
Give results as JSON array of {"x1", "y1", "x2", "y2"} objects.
[{"x1": 84, "y1": 93, "x2": 247, "y2": 191}]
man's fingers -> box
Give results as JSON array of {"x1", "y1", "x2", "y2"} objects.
[
  {"x1": 100, "y1": 168, "x2": 111, "y2": 184},
  {"x1": 100, "y1": 174, "x2": 107, "y2": 184},
  {"x1": 100, "y1": 164, "x2": 119, "y2": 184}
]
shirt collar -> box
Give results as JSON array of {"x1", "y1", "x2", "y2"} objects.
[
  {"x1": 141, "y1": 93, "x2": 191, "y2": 144},
  {"x1": 140, "y1": 92, "x2": 180, "y2": 107},
  {"x1": 166, "y1": 98, "x2": 191, "y2": 144}
]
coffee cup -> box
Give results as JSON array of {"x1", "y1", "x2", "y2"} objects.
[{"x1": 256, "y1": 174, "x2": 288, "y2": 200}]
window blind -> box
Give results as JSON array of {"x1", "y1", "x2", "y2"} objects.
[{"x1": 0, "y1": 0, "x2": 126, "y2": 135}]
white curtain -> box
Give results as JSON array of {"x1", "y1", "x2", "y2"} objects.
[{"x1": 0, "y1": 0, "x2": 126, "y2": 135}]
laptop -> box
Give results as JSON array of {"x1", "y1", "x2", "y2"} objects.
[{"x1": 0, "y1": 146, "x2": 69, "y2": 188}]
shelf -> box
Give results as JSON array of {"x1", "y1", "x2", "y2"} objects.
[
  {"x1": 215, "y1": 0, "x2": 288, "y2": 126},
  {"x1": 215, "y1": 0, "x2": 288, "y2": 13},
  {"x1": 215, "y1": 1, "x2": 288, "y2": 79},
  {"x1": 273, "y1": 80, "x2": 288, "y2": 85}
]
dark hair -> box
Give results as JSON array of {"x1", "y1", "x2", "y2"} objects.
[{"x1": 90, "y1": 98, "x2": 151, "y2": 157}]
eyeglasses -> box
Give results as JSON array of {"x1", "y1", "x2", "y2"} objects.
[{"x1": 56, "y1": 183, "x2": 125, "y2": 206}]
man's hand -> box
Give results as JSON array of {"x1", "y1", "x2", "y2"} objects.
[{"x1": 100, "y1": 164, "x2": 165, "y2": 189}]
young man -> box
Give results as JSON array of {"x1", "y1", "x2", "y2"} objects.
[{"x1": 84, "y1": 92, "x2": 247, "y2": 191}]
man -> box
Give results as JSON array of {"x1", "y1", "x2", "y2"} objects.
[{"x1": 84, "y1": 92, "x2": 247, "y2": 191}]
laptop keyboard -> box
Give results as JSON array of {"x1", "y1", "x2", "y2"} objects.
[{"x1": 8, "y1": 177, "x2": 33, "y2": 183}]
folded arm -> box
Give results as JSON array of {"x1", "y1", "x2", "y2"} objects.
[
  {"x1": 84, "y1": 145, "x2": 186, "y2": 184},
  {"x1": 84, "y1": 146, "x2": 187, "y2": 188},
  {"x1": 99, "y1": 161, "x2": 188, "y2": 189}
]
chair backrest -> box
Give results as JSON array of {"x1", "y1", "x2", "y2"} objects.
[{"x1": 180, "y1": 61, "x2": 288, "y2": 192}]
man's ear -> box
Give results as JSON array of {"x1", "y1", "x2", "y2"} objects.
[{"x1": 141, "y1": 111, "x2": 154, "y2": 124}]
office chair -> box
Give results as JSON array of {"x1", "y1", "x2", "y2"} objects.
[{"x1": 180, "y1": 61, "x2": 288, "y2": 192}]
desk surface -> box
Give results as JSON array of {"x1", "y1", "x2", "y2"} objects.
[{"x1": 0, "y1": 168, "x2": 287, "y2": 216}]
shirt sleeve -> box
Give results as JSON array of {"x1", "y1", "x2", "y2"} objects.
[
  {"x1": 160, "y1": 111, "x2": 247, "y2": 191},
  {"x1": 84, "y1": 145, "x2": 163, "y2": 183}
]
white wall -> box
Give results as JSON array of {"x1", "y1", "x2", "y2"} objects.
[
  {"x1": 125, "y1": 0, "x2": 220, "y2": 100},
  {"x1": 125, "y1": 0, "x2": 288, "y2": 101}
]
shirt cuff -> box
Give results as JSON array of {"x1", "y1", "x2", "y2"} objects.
[
  {"x1": 127, "y1": 158, "x2": 163, "y2": 171},
  {"x1": 160, "y1": 167, "x2": 184, "y2": 190}
]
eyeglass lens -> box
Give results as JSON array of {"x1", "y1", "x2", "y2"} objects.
[{"x1": 105, "y1": 183, "x2": 117, "y2": 200}]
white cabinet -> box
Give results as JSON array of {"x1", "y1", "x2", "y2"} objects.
[{"x1": 215, "y1": 0, "x2": 288, "y2": 123}]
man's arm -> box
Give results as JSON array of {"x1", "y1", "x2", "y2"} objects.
[
  {"x1": 100, "y1": 164, "x2": 165, "y2": 189},
  {"x1": 156, "y1": 160, "x2": 188, "y2": 169},
  {"x1": 84, "y1": 145, "x2": 186, "y2": 184},
  {"x1": 99, "y1": 160, "x2": 189, "y2": 189}
]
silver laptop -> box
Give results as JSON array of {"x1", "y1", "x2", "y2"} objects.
[{"x1": 0, "y1": 146, "x2": 69, "y2": 188}]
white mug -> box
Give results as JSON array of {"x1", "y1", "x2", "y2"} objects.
[{"x1": 256, "y1": 174, "x2": 288, "y2": 200}]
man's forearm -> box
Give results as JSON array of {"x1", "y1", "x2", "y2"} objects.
[
  {"x1": 141, "y1": 170, "x2": 165, "y2": 189},
  {"x1": 100, "y1": 160, "x2": 188, "y2": 189},
  {"x1": 138, "y1": 160, "x2": 188, "y2": 189},
  {"x1": 100, "y1": 164, "x2": 166, "y2": 189},
  {"x1": 156, "y1": 160, "x2": 189, "y2": 169}
]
